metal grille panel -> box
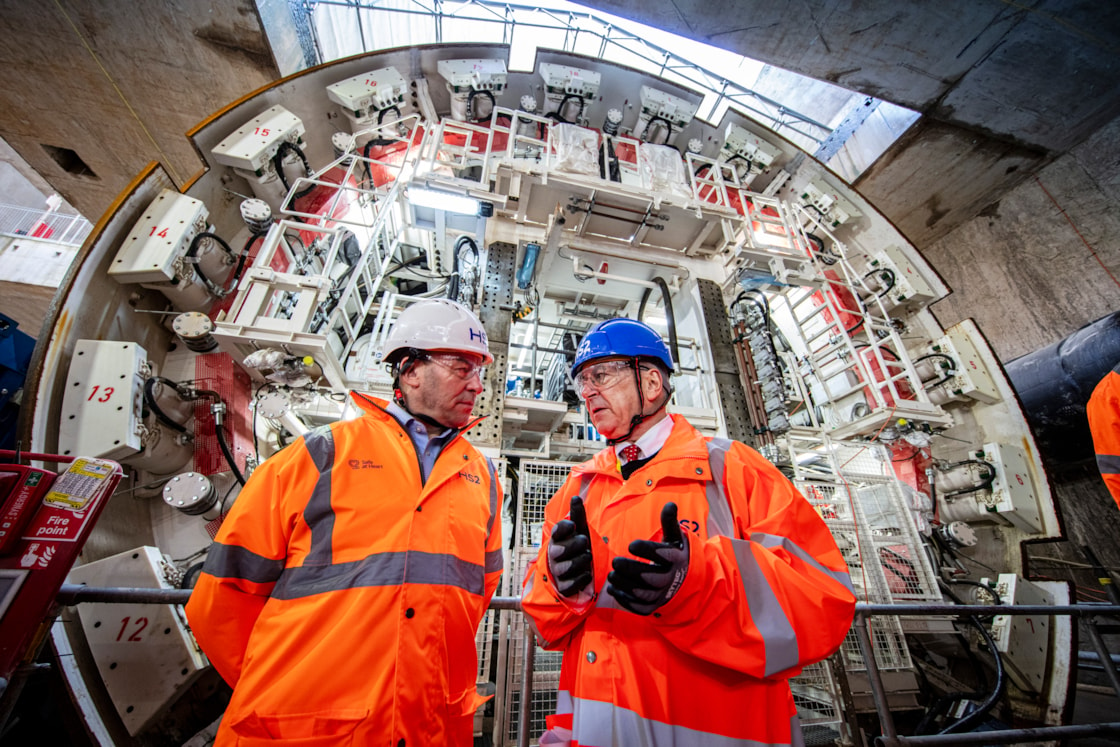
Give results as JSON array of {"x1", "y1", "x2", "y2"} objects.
[{"x1": 515, "y1": 461, "x2": 572, "y2": 548}]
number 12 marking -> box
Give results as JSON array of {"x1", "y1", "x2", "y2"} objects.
[{"x1": 117, "y1": 616, "x2": 149, "y2": 642}]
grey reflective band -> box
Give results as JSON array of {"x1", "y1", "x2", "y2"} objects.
[
  {"x1": 751, "y1": 532, "x2": 855, "y2": 595},
  {"x1": 570, "y1": 696, "x2": 799, "y2": 746},
  {"x1": 270, "y1": 549, "x2": 486, "y2": 600},
  {"x1": 731, "y1": 541, "x2": 800, "y2": 676},
  {"x1": 203, "y1": 542, "x2": 285, "y2": 584},
  {"x1": 486, "y1": 458, "x2": 499, "y2": 537},
  {"x1": 577, "y1": 473, "x2": 594, "y2": 501},
  {"x1": 1098, "y1": 453, "x2": 1120, "y2": 475},
  {"x1": 704, "y1": 438, "x2": 735, "y2": 538},
  {"x1": 302, "y1": 426, "x2": 337, "y2": 566},
  {"x1": 485, "y1": 548, "x2": 503, "y2": 573}
]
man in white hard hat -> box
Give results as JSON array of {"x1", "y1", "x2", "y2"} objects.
[{"x1": 187, "y1": 298, "x2": 503, "y2": 746}]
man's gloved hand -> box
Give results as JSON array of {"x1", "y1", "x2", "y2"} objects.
[
  {"x1": 607, "y1": 502, "x2": 689, "y2": 615},
  {"x1": 547, "y1": 496, "x2": 593, "y2": 598}
]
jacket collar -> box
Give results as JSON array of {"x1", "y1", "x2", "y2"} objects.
[
  {"x1": 349, "y1": 390, "x2": 488, "y2": 435},
  {"x1": 575, "y1": 413, "x2": 708, "y2": 479}
]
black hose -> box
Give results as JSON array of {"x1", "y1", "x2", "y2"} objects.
[
  {"x1": 216, "y1": 423, "x2": 246, "y2": 486},
  {"x1": 938, "y1": 615, "x2": 1006, "y2": 734},
  {"x1": 273, "y1": 141, "x2": 314, "y2": 197},
  {"x1": 466, "y1": 90, "x2": 496, "y2": 122},
  {"x1": 447, "y1": 235, "x2": 479, "y2": 303},
  {"x1": 863, "y1": 267, "x2": 896, "y2": 298},
  {"x1": 224, "y1": 231, "x2": 266, "y2": 295},
  {"x1": 637, "y1": 276, "x2": 679, "y2": 368},
  {"x1": 181, "y1": 561, "x2": 206, "y2": 589},
  {"x1": 142, "y1": 377, "x2": 189, "y2": 433},
  {"x1": 546, "y1": 94, "x2": 585, "y2": 125},
  {"x1": 185, "y1": 231, "x2": 236, "y2": 294},
  {"x1": 938, "y1": 458, "x2": 997, "y2": 498},
  {"x1": 190, "y1": 388, "x2": 246, "y2": 486},
  {"x1": 644, "y1": 115, "x2": 673, "y2": 145}
]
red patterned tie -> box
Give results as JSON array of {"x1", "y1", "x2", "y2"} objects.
[{"x1": 620, "y1": 444, "x2": 642, "y2": 463}]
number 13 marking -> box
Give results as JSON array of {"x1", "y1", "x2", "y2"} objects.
[{"x1": 87, "y1": 385, "x2": 114, "y2": 403}]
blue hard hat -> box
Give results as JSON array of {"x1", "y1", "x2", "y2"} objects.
[{"x1": 571, "y1": 318, "x2": 674, "y2": 375}]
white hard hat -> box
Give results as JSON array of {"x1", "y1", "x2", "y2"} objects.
[{"x1": 381, "y1": 299, "x2": 493, "y2": 364}]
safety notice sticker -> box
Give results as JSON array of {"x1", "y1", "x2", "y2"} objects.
[{"x1": 44, "y1": 458, "x2": 114, "y2": 511}]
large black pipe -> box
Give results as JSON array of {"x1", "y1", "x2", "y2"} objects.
[{"x1": 1005, "y1": 311, "x2": 1120, "y2": 466}]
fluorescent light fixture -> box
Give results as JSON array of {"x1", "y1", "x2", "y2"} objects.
[{"x1": 408, "y1": 186, "x2": 480, "y2": 216}]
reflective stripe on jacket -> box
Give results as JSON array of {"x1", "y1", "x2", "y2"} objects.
[
  {"x1": 185, "y1": 392, "x2": 503, "y2": 746},
  {"x1": 521, "y1": 415, "x2": 855, "y2": 746},
  {"x1": 1088, "y1": 364, "x2": 1120, "y2": 510}
]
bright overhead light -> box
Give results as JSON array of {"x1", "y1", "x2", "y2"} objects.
[{"x1": 408, "y1": 186, "x2": 480, "y2": 216}]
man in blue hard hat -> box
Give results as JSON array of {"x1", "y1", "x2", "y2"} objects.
[{"x1": 522, "y1": 316, "x2": 855, "y2": 747}]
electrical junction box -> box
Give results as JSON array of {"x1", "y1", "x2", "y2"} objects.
[
  {"x1": 58, "y1": 340, "x2": 147, "y2": 463},
  {"x1": 437, "y1": 58, "x2": 507, "y2": 92},
  {"x1": 326, "y1": 66, "x2": 408, "y2": 115},
  {"x1": 108, "y1": 190, "x2": 207, "y2": 285},
  {"x1": 538, "y1": 63, "x2": 600, "y2": 99},
  {"x1": 799, "y1": 177, "x2": 861, "y2": 228},
  {"x1": 721, "y1": 123, "x2": 781, "y2": 170},
  {"x1": 989, "y1": 573, "x2": 1051, "y2": 694},
  {"x1": 211, "y1": 105, "x2": 306, "y2": 173},
  {"x1": 983, "y1": 441, "x2": 1041, "y2": 533},
  {"x1": 868, "y1": 244, "x2": 938, "y2": 313},
  {"x1": 927, "y1": 329, "x2": 1001, "y2": 404},
  {"x1": 638, "y1": 86, "x2": 698, "y2": 127},
  {"x1": 937, "y1": 442, "x2": 1042, "y2": 534},
  {"x1": 67, "y1": 546, "x2": 208, "y2": 735}
]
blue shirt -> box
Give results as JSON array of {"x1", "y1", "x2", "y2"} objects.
[{"x1": 387, "y1": 401, "x2": 456, "y2": 484}]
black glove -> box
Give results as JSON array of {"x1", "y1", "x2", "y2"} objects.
[
  {"x1": 547, "y1": 496, "x2": 593, "y2": 598},
  {"x1": 607, "y1": 502, "x2": 689, "y2": 615}
]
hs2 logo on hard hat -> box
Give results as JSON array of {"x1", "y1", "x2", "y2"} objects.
[{"x1": 470, "y1": 328, "x2": 486, "y2": 344}]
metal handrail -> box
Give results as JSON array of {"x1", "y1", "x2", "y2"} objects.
[
  {"x1": 0, "y1": 202, "x2": 92, "y2": 246},
  {"x1": 53, "y1": 587, "x2": 1120, "y2": 746}
]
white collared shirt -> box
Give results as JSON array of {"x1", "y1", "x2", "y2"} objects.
[
  {"x1": 614, "y1": 411, "x2": 673, "y2": 463},
  {"x1": 387, "y1": 400, "x2": 455, "y2": 483}
]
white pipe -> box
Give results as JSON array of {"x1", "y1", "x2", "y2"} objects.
[{"x1": 570, "y1": 254, "x2": 659, "y2": 289}]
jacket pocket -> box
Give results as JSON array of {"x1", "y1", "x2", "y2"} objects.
[{"x1": 229, "y1": 708, "x2": 367, "y2": 745}]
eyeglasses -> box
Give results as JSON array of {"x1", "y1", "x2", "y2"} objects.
[
  {"x1": 573, "y1": 359, "x2": 634, "y2": 396},
  {"x1": 422, "y1": 352, "x2": 487, "y2": 381}
]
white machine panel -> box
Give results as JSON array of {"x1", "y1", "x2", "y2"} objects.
[
  {"x1": 928, "y1": 328, "x2": 1001, "y2": 404},
  {"x1": 984, "y1": 441, "x2": 1042, "y2": 533},
  {"x1": 108, "y1": 190, "x2": 207, "y2": 284},
  {"x1": 326, "y1": 66, "x2": 408, "y2": 113},
  {"x1": 721, "y1": 122, "x2": 781, "y2": 170},
  {"x1": 211, "y1": 105, "x2": 306, "y2": 172},
  {"x1": 938, "y1": 442, "x2": 1042, "y2": 533},
  {"x1": 638, "y1": 85, "x2": 698, "y2": 127},
  {"x1": 868, "y1": 244, "x2": 938, "y2": 312},
  {"x1": 538, "y1": 63, "x2": 601, "y2": 98},
  {"x1": 437, "y1": 58, "x2": 507, "y2": 91},
  {"x1": 58, "y1": 340, "x2": 147, "y2": 462},
  {"x1": 68, "y1": 546, "x2": 207, "y2": 735},
  {"x1": 990, "y1": 573, "x2": 1051, "y2": 693},
  {"x1": 799, "y1": 177, "x2": 862, "y2": 228}
]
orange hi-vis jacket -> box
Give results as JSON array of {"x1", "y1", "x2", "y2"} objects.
[
  {"x1": 185, "y1": 393, "x2": 503, "y2": 746},
  {"x1": 522, "y1": 415, "x2": 855, "y2": 746},
  {"x1": 1088, "y1": 363, "x2": 1120, "y2": 510}
]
